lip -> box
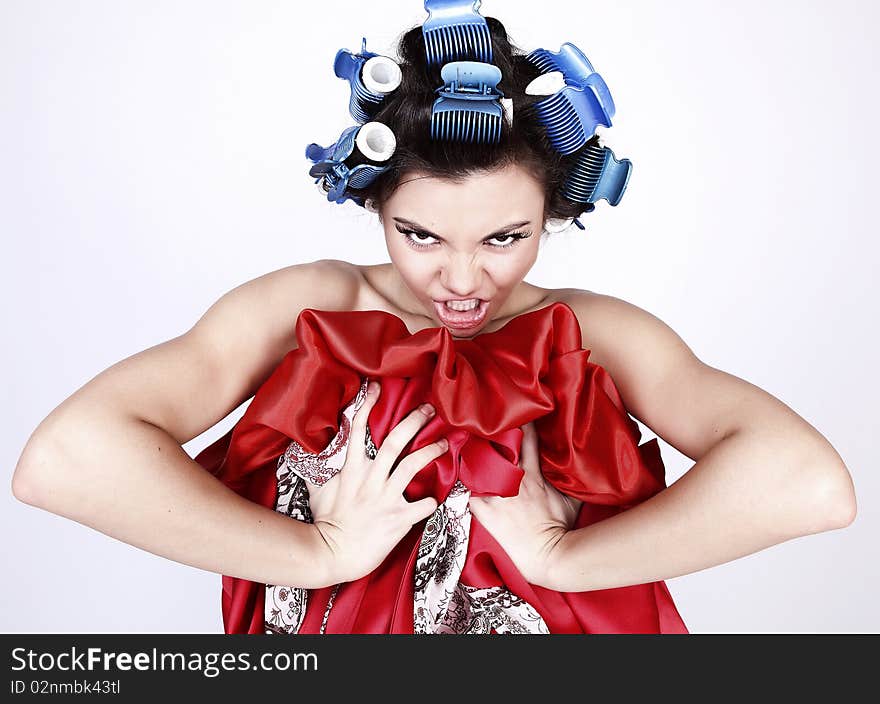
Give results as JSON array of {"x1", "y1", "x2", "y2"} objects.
[{"x1": 432, "y1": 299, "x2": 490, "y2": 330}]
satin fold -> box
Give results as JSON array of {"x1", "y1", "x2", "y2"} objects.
[{"x1": 194, "y1": 301, "x2": 688, "y2": 633}]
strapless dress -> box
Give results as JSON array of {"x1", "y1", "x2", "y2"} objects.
[{"x1": 193, "y1": 301, "x2": 689, "y2": 633}]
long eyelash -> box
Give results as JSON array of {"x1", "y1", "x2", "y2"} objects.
[{"x1": 395, "y1": 226, "x2": 533, "y2": 250}]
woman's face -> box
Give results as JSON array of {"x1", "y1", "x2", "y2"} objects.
[{"x1": 379, "y1": 162, "x2": 545, "y2": 337}]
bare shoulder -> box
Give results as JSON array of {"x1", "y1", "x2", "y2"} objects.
[
  {"x1": 188, "y1": 256, "x2": 360, "y2": 378},
  {"x1": 210, "y1": 258, "x2": 358, "y2": 334},
  {"x1": 554, "y1": 289, "x2": 698, "y2": 373},
  {"x1": 557, "y1": 287, "x2": 852, "y2": 505},
  {"x1": 251, "y1": 258, "x2": 360, "y2": 319},
  {"x1": 557, "y1": 289, "x2": 753, "y2": 461},
  {"x1": 29, "y1": 259, "x2": 361, "y2": 447}
]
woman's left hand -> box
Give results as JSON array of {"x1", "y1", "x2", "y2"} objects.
[{"x1": 468, "y1": 421, "x2": 582, "y2": 587}]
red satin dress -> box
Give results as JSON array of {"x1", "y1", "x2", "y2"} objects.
[{"x1": 193, "y1": 301, "x2": 689, "y2": 634}]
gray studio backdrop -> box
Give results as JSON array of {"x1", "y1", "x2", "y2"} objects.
[{"x1": 2, "y1": 0, "x2": 877, "y2": 633}]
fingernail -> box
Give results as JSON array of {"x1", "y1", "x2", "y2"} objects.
[
  {"x1": 368, "y1": 381, "x2": 379, "y2": 394},
  {"x1": 419, "y1": 402, "x2": 435, "y2": 416},
  {"x1": 437, "y1": 437, "x2": 448, "y2": 450}
]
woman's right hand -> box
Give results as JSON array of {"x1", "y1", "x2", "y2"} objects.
[{"x1": 305, "y1": 380, "x2": 446, "y2": 586}]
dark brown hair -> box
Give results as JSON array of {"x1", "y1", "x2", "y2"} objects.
[{"x1": 351, "y1": 17, "x2": 600, "y2": 227}]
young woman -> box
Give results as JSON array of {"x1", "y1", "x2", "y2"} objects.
[{"x1": 11, "y1": 9, "x2": 856, "y2": 634}]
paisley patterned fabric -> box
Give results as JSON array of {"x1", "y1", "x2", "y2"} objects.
[
  {"x1": 265, "y1": 378, "x2": 551, "y2": 634},
  {"x1": 193, "y1": 302, "x2": 689, "y2": 634}
]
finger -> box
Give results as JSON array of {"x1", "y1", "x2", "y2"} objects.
[
  {"x1": 404, "y1": 495, "x2": 439, "y2": 524},
  {"x1": 373, "y1": 402, "x2": 435, "y2": 469},
  {"x1": 516, "y1": 423, "x2": 535, "y2": 474},
  {"x1": 386, "y1": 438, "x2": 448, "y2": 496},
  {"x1": 470, "y1": 494, "x2": 502, "y2": 507},
  {"x1": 467, "y1": 495, "x2": 499, "y2": 519},
  {"x1": 523, "y1": 423, "x2": 541, "y2": 472},
  {"x1": 350, "y1": 378, "x2": 381, "y2": 450},
  {"x1": 466, "y1": 498, "x2": 481, "y2": 521}
]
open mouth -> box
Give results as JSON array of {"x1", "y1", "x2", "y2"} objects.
[{"x1": 433, "y1": 299, "x2": 490, "y2": 330}]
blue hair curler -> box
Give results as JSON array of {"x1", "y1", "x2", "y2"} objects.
[
  {"x1": 305, "y1": 122, "x2": 397, "y2": 206},
  {"x1": 422, "y1": 0, "x2": 492, "y2": 67},
  {"x1": 561, "y1": 143, "x2": 632, "y2": 207},
  {"x1": 524, "y1": 42, "x2": 616, "y2": 156},
  {"x1": 334, "y1": 38, "x2": 402, "y2": 124},
  {"x1": 430, "y1": 61, "x2": 505, "y2": 144}
]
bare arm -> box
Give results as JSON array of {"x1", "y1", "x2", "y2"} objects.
[
  {"x1": 544, "y1": 427, "x2": 854, "y2": 592},
  {"x1": 13, "y1": 413, "x2": 332, "y2": 589},
  {"x1": 540, "y1": 292, "x2": 858, "y2": 592},
  {"x1": 11, "y1": 259, "x2": 359, "y2": 588}
]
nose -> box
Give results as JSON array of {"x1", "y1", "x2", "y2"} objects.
[{"x1": 439, "y1": 253, "x2": 484, "y2": 298}]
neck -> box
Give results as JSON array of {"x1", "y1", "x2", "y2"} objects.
[{"x1": 388, "y1": 266, "x2": 430, "y2": 318}]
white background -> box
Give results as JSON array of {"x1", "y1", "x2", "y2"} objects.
[{"x1": 2, "y1": 0, "x2": 877, "y2": 633}]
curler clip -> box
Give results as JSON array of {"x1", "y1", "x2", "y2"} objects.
[
  {"x1": 525, "y1": 42, "x2": 616, "y2": 155},
  {"x1": 561, "y1": 144, "x2": 632, "y2": 207},
  {"x1": 334, "y1": 37, "x2": 402, "y2": 124},
  {"x1": 306, "y1": 122, "x2": 397, "y2": 206},
  {"x1": 421, "y1": 0, "x2": 492, "y2": 66},
  {"x1": 430, "y1": 61, "x2": 504, "y2": 144}
]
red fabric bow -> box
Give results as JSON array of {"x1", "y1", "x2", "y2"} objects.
[{"x1": 193, "y1": 301, "x2": 688, "y2": 633}]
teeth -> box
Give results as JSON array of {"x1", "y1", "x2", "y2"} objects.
[{"x1": 445, "y1": 299, "x2": 480, "y2": 312}]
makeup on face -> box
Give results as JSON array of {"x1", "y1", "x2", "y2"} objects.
[{"x1": 380, "y1": 164, "x2": 547, "y2": 334}]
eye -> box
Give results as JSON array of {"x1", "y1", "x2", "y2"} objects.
[
  {"x1": 396, "y1": 226, "x2": 532, "y2": 250},
  {"x1": 487, "y1": 233, "x2": 529, "y2": 248},
  {"x1": 397, "y1": 228, "x2": 440, "y2": 249}
]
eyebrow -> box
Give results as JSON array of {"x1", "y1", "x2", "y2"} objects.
[{"x1": 392, "y1": 217, "x2": 531, "y2": 240}]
